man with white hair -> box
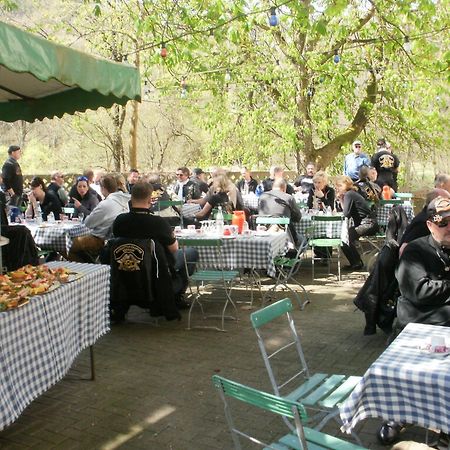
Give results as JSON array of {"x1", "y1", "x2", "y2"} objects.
[{"x1": 343, "y1": 140, "x2": 370, "y2": 181}]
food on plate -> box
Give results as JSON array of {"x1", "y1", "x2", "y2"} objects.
[{"x1": 0, "y1": 265, "x2": 79, "y2": 311}]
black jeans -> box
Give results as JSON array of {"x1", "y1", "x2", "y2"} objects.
[{"x1": 342, "y1": 218, "x2": 378, "y2": 266}]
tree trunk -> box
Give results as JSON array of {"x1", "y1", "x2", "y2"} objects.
[{"x1": 304, "y1": 73, "x2": 378, "y2": 168}]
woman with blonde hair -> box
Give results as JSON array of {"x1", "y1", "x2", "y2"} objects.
[
  {"x1": 307, "y1": 170, "x2": 335, "y2": 211},
  {"x1": 195, "y1": 173, "x2": 233, "y2": 220},
  {"x1": 335, "y1": 175, "x2": 378, "y2": 270}
]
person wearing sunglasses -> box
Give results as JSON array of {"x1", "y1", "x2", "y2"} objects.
[
  {"x1": 396, "y1": 196, "x2": 450, "y2": 330},
  {"x1": 343, "y1": 140, "x2": 370, "y2": 182}
]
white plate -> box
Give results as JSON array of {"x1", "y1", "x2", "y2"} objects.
[
  {"x1": 254, "y1": 231, "x2": 270, "y2": 236},
  {"x1": 221, "y1": 235, "x2": 237, "y2": 239}
]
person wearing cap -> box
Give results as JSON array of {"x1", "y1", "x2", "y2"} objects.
[
  {"x1": 2, "y1": 145, "x2": 23, "y2": 207},
  {"x1": 343, "y1": 140, "x2": 370, "y2": 181},
  {"x1": 371, "y1": 138, "x2": 400, "y2": 191},
  {"x1": 190, "y1": 168, "x2": 209, "y2": 194},
  {"x1": 395, "y1": 196, "x2": 450, "y2": 329}
]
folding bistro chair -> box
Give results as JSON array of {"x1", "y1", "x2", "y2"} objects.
[
  {"x1": 263, "y1": 236, "x2": 311, "y2": 310},
  {"x1": 250, "y1": 298, "x2": 362, "y2": 444},
  {"x1": 213, "y1": 375, "x2": 368, "y2": 450},
  {"x1": 178, "y1": 237, "x2": 239, "y2": 331},
  {"x1": 309, "y1": 215, "x2": 344, "y2": 281}
]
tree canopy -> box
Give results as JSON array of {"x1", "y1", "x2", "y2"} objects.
[{"x1": 1, "y1": 0, "x2": 448, "y2": 178}]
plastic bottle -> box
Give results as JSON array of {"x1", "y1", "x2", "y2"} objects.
[
  {"x1": 231, "y1": 210, "x2": 245, "y2": 233},
  {"x1": 215, "y1": 205, "x2": 224, "y2": 234},
  {"x1": 47, "y1": 212, "x2": 55, "y2": 223},
  {"x1": 242, "y1": 220, "x2": 249, "y2": 233},
  {"x1": 35, "y1": 201, "x2": 43, "y2": 224},
  {"x1": 382, "y1": 185, "x2": 391, "y2": 200}
]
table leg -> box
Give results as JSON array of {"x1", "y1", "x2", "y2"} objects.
[{"x1": 90, "y1": 345, "x2": 95, "y2": 381}]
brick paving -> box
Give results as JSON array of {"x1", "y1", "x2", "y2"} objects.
[{"x1": 0, "y1": 265, "x2": 435, "y2": 449}]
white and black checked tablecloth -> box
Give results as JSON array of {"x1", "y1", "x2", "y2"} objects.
[
  {"x1": 0, "y1": 262, "x2": 110, "y2": 431},
  {"x1": 180, "y1": 233, "x2": 287, "y2": 277},
  {"x1": 293, "y1": 215, "x2": 345, "y2": 239},
  {"x1": 339, "y1": 323, "x2": 450, "y2": 435},
  {"x1": 376, "y1": 203, "x2": 414, "y2": 226},
  {"x1": 242, "y1": 193, "x2": 259, "y2": 210},
  {"x1": 25, "y1": 222, "x2": 90, "y2": 254},
  {"x1": 181, "y1": 203, "x2": 201, "y2": 218}
]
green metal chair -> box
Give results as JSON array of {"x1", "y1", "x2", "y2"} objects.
[
  {"x1": 264, "y1": 236, "x2": 311, "y2": 310},
  {"x1": 178, "y1": 237, "x2": 239, "y2": 332},
  {"x1": 308, "y1": 215, "x2": 344, "y2": 281},
  {"x1": 213, "y1": 374, "x2": 367, "y2": 450},
  {"x1": 250, "y1": 298, "x2": 362, "y2": 444},
  {"x1": 256, "y1": 216, "x2": 290, "y2": 227},
  {"x1": 379, "y1": 199, "x2": 403, "y2": 206}
]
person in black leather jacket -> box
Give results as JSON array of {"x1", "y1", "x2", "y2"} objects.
[{"x1": 396, "y1": 196, "x2": 450, "y2": 329}]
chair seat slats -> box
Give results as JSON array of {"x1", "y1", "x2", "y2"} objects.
[
  {"x1": 318, "y1": 376, "x2": 361, "y2": 409},
  {"x1": 191, "y1": 270, "x2": 239, "y2": 281},
  {"x1": 301, "y1": 374, "x2": 346, "y2": 406},
  {"x1": 285, "y1": 373, "x2": 328, "y2": 401}
]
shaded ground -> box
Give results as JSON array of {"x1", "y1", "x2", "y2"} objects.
[{"x1": 0, "y1": 264, "x2": 435, "y2": 449}]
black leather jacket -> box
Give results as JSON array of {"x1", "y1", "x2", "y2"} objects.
[{"x1": 396, "y1": 235, "x2": 450, "y2": 328}]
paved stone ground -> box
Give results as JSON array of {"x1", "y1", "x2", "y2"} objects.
[{"x1": 0, "y1": 264, "x2": 436, "y2": 450}]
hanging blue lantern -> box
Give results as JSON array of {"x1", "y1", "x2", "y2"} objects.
[
  {"x1": 333, "y1": 49, "x2": 340, "y2": 64},
  {"x1": 269, "y1": 7, "x2": 279, "y2": 26}
]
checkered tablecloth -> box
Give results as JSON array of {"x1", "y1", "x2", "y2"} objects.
[
  {"x1": 181, "y1": 203, "x2": 201, "y2": 218},
  {"x1": 339, "y1": 323, "x2": 450, "y2": 434},
  {"x1": 0, "y1": 262, "x2": 110, "y2": 431},
  {"x1": 24, "y1": 222, "x2": 90, "y2": 254},
  {"x1": 242, "y1": 193, "x2": 259, "y2": 210},
  {"x1": 179, "y1": 233, "x2": 287, "y2": 277},
  {"x1": 376, "y1": 203, "x2": 414, "y2": 226},
  {"x1": 293, "y1": 215, "x2": 345, "y2": 239}
]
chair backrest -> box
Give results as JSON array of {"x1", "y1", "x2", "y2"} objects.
[
  {"x1": 177, "y1": 237, "x2": 228, "y2": 276},
  {"x1": 212, "y1": 374, "x2": 309, "y2": 449},
  {"x1": 250, "y1": 298, "x2": 310, "y2": 395},
  {"x1": 310, "y1": 214, "x2": 344, "y2": 222},
  {"x1": 379, "y1": 199, "x2": 403, "y2": 206},
  {"x1": 256, "y1": 216, "x2": 290, "y2": 225},
  {"x1": 394, "y1": 193, "x2": 413, "y2": 200},
  {"x1": 212, "y1": 209, "x2": 233, "y2": 221},
  {"x1": 158, "y1": 200, "x2": 184, "y2": 209},
  {"x1": 309, "y1": 215, "x2": 344, "y2": 240},
  {"x1": 177, "y1": 237, "x2": 222, "y2": 247}
]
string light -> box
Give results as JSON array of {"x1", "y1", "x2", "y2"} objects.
[
  {"x1": 269, "y1": 7, "x2": 279, "y2": 26},
  {"x1": 208, "y1": 29, "x2": 215, "y2": 44},
  {"x1": 180, "y1": 77, "x2": 188, "y2": 98},
  {"x1": 333, "y1": 49, "x2": 341, "y2": 64},
  {"x1": 160, "y1": 43, "x2": 167, "y2": 58},
  {"x1": 404, "y1": 36, "x2": 412, "y2": 52},
  {"x1": 143, "y1": 80, "x2": 150, "y2": 101}
]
